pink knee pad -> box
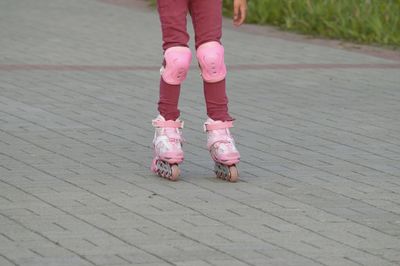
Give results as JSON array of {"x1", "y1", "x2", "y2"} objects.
[
  {"x1": 161, "y1": 46, "x2": 192, "y2": 85},
  {"x1": 196, "y1": 41, "x2": 227, "y2": 83}
]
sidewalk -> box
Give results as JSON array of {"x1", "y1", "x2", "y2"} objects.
[{"x1": 1, "y1": 0, "x2": 400, "y2": 265}]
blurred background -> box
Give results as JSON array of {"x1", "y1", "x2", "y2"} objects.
[{"x1": 221, "y1": 0, "x2": 400, "y2": 47}]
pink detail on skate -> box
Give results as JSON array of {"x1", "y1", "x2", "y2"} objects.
[
  {"x1": 153, "y1": 136, "x2": 184, "y2": 164},
  {"x1": 204, "y1": 120, "x2": 233, "y2": 131},
  {"x1": 161, "y1": 46, "x2": 192, "y2": 85},
  {"x1": 152, "y1": 115, "x2": 184, "y2": 165},
  {"x1": 156, "y1": 152, "x2": 184, "y2": 164},
  {"x1": 205, "y1": 118, "x2": 240, "y2": 164},
  {"x1": 152, "y1": 119, "x2": 184, "y2": 129},
  {"x1": 196, "y1": 41, "x2": 227, "y2": 83},
  {"x1": 210, "y1": 142, "x2": 240, "y2": 165},
  {"x1": 151, "y1": 158, "x2": 158, "y2": 173}
]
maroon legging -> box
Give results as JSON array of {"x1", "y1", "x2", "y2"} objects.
[{"x1": 157, "y1": 0, "x2": 233, "y2": 121}]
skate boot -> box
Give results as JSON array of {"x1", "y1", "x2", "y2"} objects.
[
  {"x1": 151, "y1": 115, "x2": 184, "y2": 181},
  {"x1": 204, "y1": 118, "x2": 240, "y2": 182}
]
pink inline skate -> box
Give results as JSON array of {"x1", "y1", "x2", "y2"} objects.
[
  {"x1": 151, "y1": 115, "x2": 184, "y2": 181},
  {"x1": 204, "y1": 118, "x2": 240, "y2": 182}
]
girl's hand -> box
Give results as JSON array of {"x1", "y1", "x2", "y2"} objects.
[{"x1": 233, "y1": 0, "x2": 247, "y2": 26}]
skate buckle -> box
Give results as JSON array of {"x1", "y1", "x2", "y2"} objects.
[
  {"x1": 152, "y1": 119, "x2": 184, "y2": 128},
  {"x1": 204, "y1": 121, "x2": 233, "y2": 132},
  {"x1": 168, "y1": 137, "x2": 182, "y2": 143}
]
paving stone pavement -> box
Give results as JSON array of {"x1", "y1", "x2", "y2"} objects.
[{"x1": 1, "y1": 0, "x2": 400, "y2": 265}]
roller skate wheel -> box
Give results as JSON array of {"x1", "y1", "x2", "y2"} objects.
[
  {"x1": 228, "y1": 165, "x2": 239, "y2": 182},
  {"x1": 169, "y1": 164, "x2": 180, "y2": 181},
  {"x1": 155, "y1": 160, "x2": 180, "y2": 181},
  {"x1": 214, "y1": 163, "x2": 239, "y2": 182}
]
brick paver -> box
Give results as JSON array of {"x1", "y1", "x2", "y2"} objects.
[{"x1": 1, "y1": 0, "x2": 400, "y2": 265}]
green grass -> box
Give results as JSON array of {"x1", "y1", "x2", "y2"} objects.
[{"x1": 222, "y1": 0, "x2": 400, "y2": 47}]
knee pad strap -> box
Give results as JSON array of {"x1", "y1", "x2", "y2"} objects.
[
  {"x1": 196, "y1": 41, "x2": 226, "y2": 83},
  {"x1": 161, "y1": 46, "x2": 192, "y2": 85}
]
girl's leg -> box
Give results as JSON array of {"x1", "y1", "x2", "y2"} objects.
[
  {"x1": 203, "y1": 79, "x2": 232, "y2": 121},
  {"x1": 189, "y1": 0, "x2": 222, "y2": 50},
  {"x1": 158, "y1": 78, "x2": 181, "y2": 121},
  {"x1": 189, "y1": 0, "x2": 233, "y2": 121},
  {"x1": 190, "y1": 0, "x2": 239, "y2": 182},
  {"x1": 157, "y1": 0, "x2": 190, "y2": 50},
  {"x1": 153, "y1": 0, "x2": 190, "y2": 180},
  {"x1": 157, "y1": 0, "x2": 190, "y2": 121}
]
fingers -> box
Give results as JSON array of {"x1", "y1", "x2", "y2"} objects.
[
  {"x1": 233, "y1": 0, "x2": 247, "y2": 26},
  {"x1": 239, "y1": 5, "x2": 246, "y2": 25},
  {"x1": 233, "y1": 3, "x2": 240, "y2": 23}
]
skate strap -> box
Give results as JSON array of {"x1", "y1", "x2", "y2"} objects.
[
  {"x1": 152, "y1": 119, "x2": 184, "y2": 129},
  {"x1": 204, "y1": 121, "x2": 233, "y2": 131}
]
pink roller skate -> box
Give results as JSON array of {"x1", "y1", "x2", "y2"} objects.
[
  {"x1": 204, "y1": 118, "x2": 240, "y2": 182},
  {"x1": 151, "y1": 115, "x2": 184, "y2": 181}
]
